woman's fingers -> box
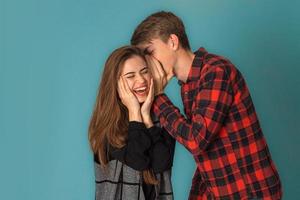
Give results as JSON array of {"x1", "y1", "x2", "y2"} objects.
[
  {"x1": 145, "y1": 78, "x2": 154, "y2": 104},
  {"x1": 118, "y1": 76, "x2": 140, "y2": 112},
  {"x1": 149, "y1": 78, "x2": 154, "y2": 100},
  {"x1": 121, "y1": 76, "x2": 133, "y2": 95},
  {"x1": 117, "y1": 78, "x2": 122, "y2": 95},
  {"x1": 118, "y1": 78, "x2": 126, "y2": 100},
  {"x1": 140, "y1": 78, "x2": 154, "y2": 118},
  {"x1": 122, "y1": 76, "x2": 139, "y2": 102}
]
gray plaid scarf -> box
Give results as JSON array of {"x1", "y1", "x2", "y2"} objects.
[{"x1": 94, "y1": 160, "x2": 173, "y2": 200}]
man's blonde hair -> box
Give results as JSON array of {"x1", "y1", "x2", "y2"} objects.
[{"x1": 131, "y1": 11, "x2": 191, "y2": 50}]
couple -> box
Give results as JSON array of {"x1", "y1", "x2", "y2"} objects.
[{"x1": 88, "y1": 11, "x2": 282, "y2": 200}]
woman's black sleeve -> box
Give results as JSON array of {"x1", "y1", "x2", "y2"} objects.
[
  {"x1": 147, "y1": 125, "x2": 176, "y2": 173},
  {"x1": 110, "y1": 121, "x2": 152, "y2": 171}
]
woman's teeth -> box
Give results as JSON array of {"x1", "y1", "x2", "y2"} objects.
[{"x1": 134, "y1": 87, "x2": 147, "y2": 94}]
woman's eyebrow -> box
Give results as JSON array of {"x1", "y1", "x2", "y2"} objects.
[
  {"x1": 123, "y1": 67, "x2": 147, "y2": 76},
  {"x1": 140, "y1": 67, "x2": 148, "y2": 72},
  {"x1": 123, "y1": 71, "x2": 135, "y2": 76}
]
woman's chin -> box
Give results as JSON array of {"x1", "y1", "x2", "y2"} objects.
[
  {"x1": 137, "y1": 97, "x2": 146, "y2": 104},
  {"x1": 135, "y1": 92, "x2": 149, "y2": 104},
  {"x1": 136, "y1": 95, "x2": 147, "y2": 104}
]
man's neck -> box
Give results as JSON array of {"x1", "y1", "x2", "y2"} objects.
[{"x1": 173, "y1": 49, "x2": 195, "y2": 83}]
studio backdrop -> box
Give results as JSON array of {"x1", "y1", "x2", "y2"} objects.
[{"x1": 1, "y1": 0, "x2": 299, "y2": 199}]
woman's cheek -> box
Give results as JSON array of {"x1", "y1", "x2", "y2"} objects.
[{"x1": 125, "y1": 79, "x2": 133, "y2": 91}]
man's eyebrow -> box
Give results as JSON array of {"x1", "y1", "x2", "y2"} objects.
[
  {"x1": 144, "y1": 47, "x2": 150, "y2": 54},
  {"x1": 144, "y1": 45, "x2": 152, "y2": 54}
]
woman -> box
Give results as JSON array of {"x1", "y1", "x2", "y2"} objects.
[{"x1": 88, "y1": 46, "x2": 175, "y2": 200}]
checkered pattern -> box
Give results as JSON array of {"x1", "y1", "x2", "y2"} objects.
[{"x1": 152, "y1": 48, "x2": 282, "y2": 199}]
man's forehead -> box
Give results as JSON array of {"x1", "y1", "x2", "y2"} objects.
[{"x1": 138, "y1": 41, "x2": 153, "y2": 50}]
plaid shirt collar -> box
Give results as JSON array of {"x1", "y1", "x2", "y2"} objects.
[{"x1": 178, "y1": 47, "x2": 207, "y2": 86}]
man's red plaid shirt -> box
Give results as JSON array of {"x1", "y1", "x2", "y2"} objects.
[{"x1": 152, "y1": 48, "x2": 282, "y2": 200}]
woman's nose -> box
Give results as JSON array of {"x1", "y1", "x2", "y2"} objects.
[{"x1": 136, "y1": 74, "x2": 146, "y2": 83}]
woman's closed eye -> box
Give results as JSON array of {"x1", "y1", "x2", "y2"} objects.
[
  {"x1": 141, "y1": 68, "x2": 149, "y2": 74},
  {"x1": 125, "y1": 75, "x2": 134, "y2": 79}
]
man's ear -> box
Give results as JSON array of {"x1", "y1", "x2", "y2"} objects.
[{"x1": 168, "y1": 34, "x2": 179, "y2": 51}]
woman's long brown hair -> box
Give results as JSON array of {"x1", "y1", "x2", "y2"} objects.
[{"x1": 88, "y1": 46, "x2": 158, "y2": 185}]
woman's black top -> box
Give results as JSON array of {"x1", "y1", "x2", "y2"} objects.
[{"x1": 94, "y1": 121, "x2": 175, "y2": 200}]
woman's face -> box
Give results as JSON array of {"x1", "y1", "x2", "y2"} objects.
[{"x1": 120, "y1": 55, "x2": 151, "y2": 103}]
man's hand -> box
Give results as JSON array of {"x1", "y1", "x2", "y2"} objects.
[{"x1": 146, "y1": 56, "x2": 173, "y2": 96}]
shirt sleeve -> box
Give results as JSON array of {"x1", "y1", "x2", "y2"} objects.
[
  {"x1": 110, "y1": 121, "x2": 152, "y2": 171},
  {"x1": 152, "y1": 66, "x2": 233, "y2": 156},
  {"x1": 147, "y1": 126, "x2": 176, "y2": 173}
]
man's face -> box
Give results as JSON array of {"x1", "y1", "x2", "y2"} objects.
[{"x1": 141, "y1": 38, "x2": 176, "y2": 76}]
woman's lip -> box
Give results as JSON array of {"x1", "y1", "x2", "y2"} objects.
[
  {"x1": 134, "y1": 88, "x2": 149, "y2": 97},
  {"x1": 133, "y1": 86, "x2": 147, "y2": 91},
  {"x1": 135, "y1": 93, "x2": 146, "y2": 97}
]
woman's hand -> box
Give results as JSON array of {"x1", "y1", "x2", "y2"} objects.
[
  {"x1": 141, "y1": 78, "x2": 154, "y2": 128},
  {"x1": 118, "y1": 77, "x2": 142, "y2": 122}
]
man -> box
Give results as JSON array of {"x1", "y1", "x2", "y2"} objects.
[{"x1": 131, "y1": 11, "x2": 282, "y2": 200}]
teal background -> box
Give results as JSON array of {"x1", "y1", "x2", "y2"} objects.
[{"x1": 1, "y1": 0, "x2": 299, "y2": 199}]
